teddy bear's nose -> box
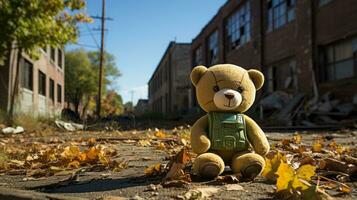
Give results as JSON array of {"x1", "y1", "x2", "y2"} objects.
[{"x1": 224, "y1": 93, "x2": 234, "y2": 100}]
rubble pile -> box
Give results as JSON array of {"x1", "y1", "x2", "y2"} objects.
[{"x1": 259, "y1": 91, "x2": 357, "y2": 128}]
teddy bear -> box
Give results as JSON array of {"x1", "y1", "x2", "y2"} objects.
[{"x1": 190, "y1": 64, "x2": 270, "y2": 180}]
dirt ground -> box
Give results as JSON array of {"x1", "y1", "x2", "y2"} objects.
[{"x1": 0, "y1": 128, "x2": 356, "y2": 200}]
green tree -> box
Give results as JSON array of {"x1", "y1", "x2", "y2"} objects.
[
  {"x1": 0, "y1": 0, "x2": 91, "y2": 116},
  {"x1": 65, "y1": 49, "x2": 121, "y2": 117},
  {"x1": 88, "y1": 51, "x2": 121, "y2": 92},
  {"x1": 102, "y1": 90, "x2": 123, "y2": 116},
  {"x1": 65, "y1": 49, "x2": 96, "y2": 116}
]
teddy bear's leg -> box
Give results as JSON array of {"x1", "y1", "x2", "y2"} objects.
[
  {"x1": 231, "y1": 153, "x2": 265, "y2": 180},
  {"x1": 193, "y1": 152, "x2": 225, "y2": 179}
]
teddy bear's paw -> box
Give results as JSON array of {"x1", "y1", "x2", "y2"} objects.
[
  {"x1": 199, "y1": 162, "x2": 221, "y2": 179},
  {"x1": 241, "y1": 162, "x2": 263, "y2": 181}
]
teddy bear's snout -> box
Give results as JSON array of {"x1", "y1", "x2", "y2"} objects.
[
  {"x1": 213, "y1": 89, "x2": 242, "y2": 110},
  {"x1": 224, "y1": 93, "x2": 235, "y2": 100}
]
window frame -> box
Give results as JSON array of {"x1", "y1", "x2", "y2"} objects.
[
  {"x1": 207, "y1": 30, "x2": 219, "y2": 65},
  {"x1": 20, "y1": 58, "x2": 33, "y2": 91},
  {"x1": 225, "y1": 1, "x2": 251, "y2": 52},
  {"x1": 267, "y1": 0, "x2": 296, "y2": 32},
  {"x1": 193, "y1": 45, "x2": 203, "y2": 66},
  {"x1": 49, "y1": 78, "x2": 55, "y2": 102},
  {"x1": 57, "y1": 84, "x2": 62, "y2": 103},
  {"x1": 38, "y1": 70, "x2": 46, "y2": 96},
  {"x1": 321, "y1": 38, "x2": 357, "y2": 82}
]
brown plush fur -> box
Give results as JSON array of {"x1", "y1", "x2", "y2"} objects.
[{"x1": 190, "y1": 64, "x2": 270, "y2": 179}]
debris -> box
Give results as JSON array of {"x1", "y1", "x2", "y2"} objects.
[
  {"x1": 55, "y1": 120, "x2": 84, "y2": 131},
  {"x1": 1, "y1": 126, "x2": 24, "y2": 134},
  {"x1": 224, "y1": 184, "x2": 244, "y2": 191},
  {"x1": 180, "y1": 187, "x2": 220, "y2": 200}
]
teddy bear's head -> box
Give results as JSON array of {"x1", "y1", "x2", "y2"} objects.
[{"x1": 191, "y1": 64, "x2": 264, "y2": 113}]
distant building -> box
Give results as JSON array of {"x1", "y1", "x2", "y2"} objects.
[
  {"x1": 191, "y1": 0, "x2": 357, "y2": 106},
  {"x1": 0, "y1": 46, "x2": 65, "y2": 116},
  {"x1": 134, "y1": 99, "x2": 149, "y2": 116},
  {"x1": 148, "y1": 42, "x2": 192, "y2": 116}
]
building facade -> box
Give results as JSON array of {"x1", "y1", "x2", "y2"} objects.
[
  {"x1": 0, "y1": 46, "x2": 65, "y2": 116},
  {"x1": 148, "y1": 42, "x2": 192, "y2": 116},
  {"x1": 191, "y1": 0, "x2": 357, "y2": 106},
  {"x1": 134, "y1": 99, "x2": 149, "y2": 116}
]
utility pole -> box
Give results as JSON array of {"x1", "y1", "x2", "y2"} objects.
[{"x1": 96, "y1": 0, "x2": 106, "y2": 118}]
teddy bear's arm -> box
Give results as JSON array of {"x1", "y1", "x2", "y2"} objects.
[
  {"x1": 191, "y1": 115, "x2": 211, "y2": 154},
  {"x1": 244, "y1": 115, "x2": 270, "y2": 156}
]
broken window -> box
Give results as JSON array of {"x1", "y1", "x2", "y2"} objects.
[
  {"x1": 20, "y1": 59, "x2": 33, "y2": 91},
  {"x1": 225, "y1": 1, "x2": 251, "y2": 51},
  {"x1": 193, "y1": 45, "x2": 203, "y2": 66},
  {"x1": 265, "y1": 58, "x2": 297, "y2": 93},
  {"x1": 267, "y1": 0, "x2": 296, "y2": 32},
  {"x1": 322, "y1": 37, "x2": 356, "y2": 81},
  {"x1": 49, "y1": 78, "x2": 55, "y2": 101},
  {"x1": 38, "y1": 70, "x2": 46, "y2": 96},
  {"x1": 57, "y1": 84, "x2": 62, "y2": 103},
  {"x1": 208, "y1": 30, "x2": 219, "y2": 65}
]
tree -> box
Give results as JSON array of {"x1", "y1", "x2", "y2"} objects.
[
  {"x1": 65, "y1": 49, "x2": 96, "y2": 116},
  {"x1": 65, "y1": 49, "x2": 121, "y2": 117},
  {"x1": 101, "y1": 90, "x2": 123, "y2": 116},
  {"x1": 87, "y1": 50, "x2": 121, "y2": 92},
  {"x1": 0, "y1": 0, "x2": 91, "y2": 116}
]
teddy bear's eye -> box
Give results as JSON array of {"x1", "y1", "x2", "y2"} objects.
[
  {"x1": 237, "y1": 86, "x2": 244, "y2": 93},
  {"x1": 213, "y1": 85, "x2": 220, "y2": 92}
]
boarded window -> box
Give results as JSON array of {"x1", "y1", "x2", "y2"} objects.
[
  {"x1": 208, "y1": 30, "x2": 219, "y2": 65},
  {"x1": 225, "y1": 1, "x2": 251, "y2": 51},
  {"x1": 49, "y1": 79, "x2": 55, "y2": 101},
  {"x1": 57, "y1": 84, "x2": 62, "y2": 103},
  {"x1": 20, "y1": 59, "x2": 33, "y2": 91},
  {"x1": 38, "y1": 70, "x2": 46, "y2": 96}
]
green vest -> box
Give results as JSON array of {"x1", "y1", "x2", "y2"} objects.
[{"x1": 208, "y1": 112, "x2": 249, "y2": 151}]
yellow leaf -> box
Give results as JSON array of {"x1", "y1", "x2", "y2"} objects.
[
  {"x1": 276, "y1": 163, "x2": 316, "y2": 192},
  {"x1": 68, "y1": 160, "x2": 80, "y2": 168},
  {"x1": 86, "y1": 147, "x2": 99, "y2": 160},
  {"x1": 262, "y1": 151, "x2": 286, "y2": 181},
  {"x1": 312, "y1": 139, "x2": 323, "y2": 152},
  {"x1": 156, "y1": 142, "x2": 165, "y2": 150},
  {"x1": 138, "y1": 140, "x2": 151, "y2": 147},
  {"x1": 87, "y1": 137, "x2": 96, "y2": 146},
  {"x1": 292, "y1": 165, "x2": 316, "y2": 190},
  {"x1": 61, "y1": 145, "x2": 81, "y2": 160},
  {"x1": 276, "y1": 162, "x2": 295, "y2": 192},
  {"x1": 154, "y1": 130, "x2": 166, "y2": 138},
  {"x1": 293, "y1": 134, "x2": 302, "y2": 144},
  {"x1": 144, "y1": 163, "x2": 161, "y2": 176}
]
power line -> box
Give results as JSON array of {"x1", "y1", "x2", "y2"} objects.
[{"x1": 85, "y1": 23, "x2": 100, "y2": 49}]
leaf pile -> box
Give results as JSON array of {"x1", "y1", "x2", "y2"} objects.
[
  {"x1": 263, "y1": 133, "x2": 356, "y2": 199},
  {"x1": 0, "y1": 135, "x2": 127, "y2": 177}
]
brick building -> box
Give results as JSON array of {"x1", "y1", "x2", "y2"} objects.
[
  {"x1": 0, "y1": 46, "x2": 65, "y2": 116},
  {"x1": 191, "y1": 0, "x2": 357, "y2": 108},
  {"x1": 148, "y1": 42, "x2": 192, "y2": 116}
]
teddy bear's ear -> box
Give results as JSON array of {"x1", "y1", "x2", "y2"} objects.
[
  {"x1": 191, "y1": 65, "x2": 208, "y2": 86},
  {"x1": 248, "y1": 69, "x2": 264, "y2": 90}
]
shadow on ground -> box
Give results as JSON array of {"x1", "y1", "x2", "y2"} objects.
[{"x1": 36, "y1": 176, "x2": 161, "y2": 193}]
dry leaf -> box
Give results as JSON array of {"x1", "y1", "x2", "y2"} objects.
[
  {"x1": 276, "y1": 163, "x2": 316, "y2": 192},
  {"x1": 144, "y1": 163, "x2": 162, "y2": 176}
]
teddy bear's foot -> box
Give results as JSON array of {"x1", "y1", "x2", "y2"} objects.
[
  {"x1": 231, "y1": 153, "x2": 265, "y2": 180},
  {"x1": 193, "y1": 153, "x2": 225, "y2": 179}
]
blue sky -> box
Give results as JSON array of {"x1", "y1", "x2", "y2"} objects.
[{"x1": 68, "y1": 0, "x2": 226, "y2": 104}]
